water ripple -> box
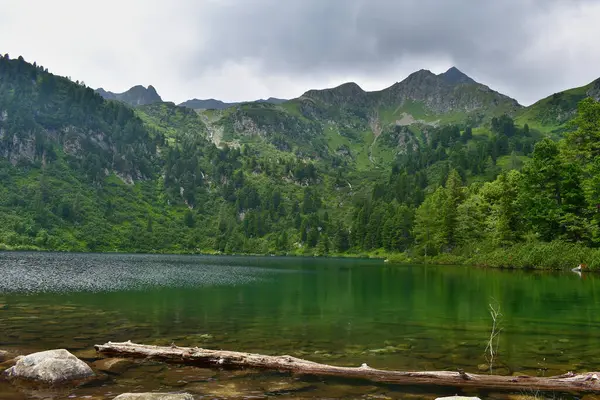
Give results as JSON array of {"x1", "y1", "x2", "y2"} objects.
[{"x1": 0, "y1": 252, "x2": 277, "y2": 294}]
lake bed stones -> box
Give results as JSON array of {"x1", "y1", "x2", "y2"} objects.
[
  {"x1": 0, "y1": 350, "x2": 8, "y2": 361},
  {"x1": 92, "y1": 358, "x2": 135, "y2": 374},
  {"x1": 3, "y1": 349, "x2": 94, "y2": 384}
]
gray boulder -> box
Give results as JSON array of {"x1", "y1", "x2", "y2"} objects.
[
  {"x1": 3, "y1": 349, "x2": 94, "y2": 384},
  {"x1": 113, "y1": 394, "x2": 194, "y2": 400}
]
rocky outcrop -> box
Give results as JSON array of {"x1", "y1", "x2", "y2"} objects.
[
  {"x1": 113, "y1": 393, "x2": 194, "y2": 400},
  {"x1": 3, "y1": 349, "x2": 94, "y2": 384}
]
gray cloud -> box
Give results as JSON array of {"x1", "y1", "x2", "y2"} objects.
[
  {"x1": 1, "y1": 0, "x2": 599, "y2": 105},
  {"x1": 189, "y1": 0, "x2": 600, "y2": 104}
]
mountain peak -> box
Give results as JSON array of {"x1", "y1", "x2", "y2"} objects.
[
  {"x1": 95, "y1": 85, "x2": 162, "y2": 107},
  {"x1": 302, "y1": 82, "x2": 364, "y2": 98},
  {"x1": 438, "y1": 67, "x2": 477, "y2": 85},
  {"x1": 300, "y1": 82, "x2": 367, "y2": 107}
]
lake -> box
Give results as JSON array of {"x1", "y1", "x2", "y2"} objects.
[{"x1": 0, "y1": 252, "x2": 598, "y2": 399}]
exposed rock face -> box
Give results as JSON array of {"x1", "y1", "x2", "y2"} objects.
[
  {"x1": 3, "y1": 349, "x2": 94, "y2": 384},
  {"x1": 113, "y1": 393, "x2": 194, "y2": 400}
]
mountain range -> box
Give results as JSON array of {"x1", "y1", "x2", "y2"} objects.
[
  {"x1": 96, "y1": 66, "x2": 520, "y2": 118},
  {"x1": 1, "y1": 53, "x2": 599, "y2": 256}
]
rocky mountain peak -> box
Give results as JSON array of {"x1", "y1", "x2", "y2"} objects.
[{"x1": 439, "y1": 67, "x2": 477, "y2": 85}]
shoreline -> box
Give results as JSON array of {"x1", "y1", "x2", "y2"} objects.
[{"x1": 1, "y1": 240, "x2": 597, "y2": 270}]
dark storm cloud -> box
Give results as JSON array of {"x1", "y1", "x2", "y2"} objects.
[
  {"x1": 188, "y1": 0, "x2": 600, "y2": 104},
  {"x1": 1, "y1": 0, "x2": 599, "y2": 104}
]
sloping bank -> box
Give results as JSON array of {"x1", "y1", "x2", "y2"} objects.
[{"x1": 386, "y1": 241, "x2": 599, "y2": 270}]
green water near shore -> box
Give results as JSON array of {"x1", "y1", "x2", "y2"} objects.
[{"x1": 1, "y1": 252, "x2": 599, "y2": 399}]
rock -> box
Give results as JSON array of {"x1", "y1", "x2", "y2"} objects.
[
  {"x1": 3, "y1": 349, "x2": 94, "y2": 384},
  {"x1": 72, "y1": 348, "x2": 101, "y2": 362},
  {"x1": 262, "y1": 379, "x2": 313, "y2": 394},
  {"x1": 113, "y1": 394, "x2": 194, "y2": 400},
  {"x1": 0, "y1": 350, "x2": 9, "y2": 362},
  {"x1": 199, "y1": 381, "x2": 254, "y2": 398},
  {"x1": 92, "y1": 358, "x2": 135, "y2": 374},
  {"x1": 477, "y1": 363, "x2": 489, "y2": 372}
]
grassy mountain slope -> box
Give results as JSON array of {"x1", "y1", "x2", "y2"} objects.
[
  {"x1": 516, "y1": 78, "x2": 600, "y2": 134},
  {"x1": 4, "y1": 54, "x2": 599, "y2": 265},
  {"x1": 0, "y1": 55, "x2": 359, "y2": 253},
  {"x1": 196, "y1": 67, "x2": 523, "y2": 171},
  {"x1": 179, "y1": 97, "x2": 287, "y2": 110}
]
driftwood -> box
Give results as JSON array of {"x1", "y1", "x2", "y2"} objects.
[{"x1": 95, "y1": 341, "x2": 600, "y2": 393}]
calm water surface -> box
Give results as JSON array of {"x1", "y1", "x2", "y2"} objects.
[{"x1": 1, "y1": 252, "x2": 599, "y2": 399}]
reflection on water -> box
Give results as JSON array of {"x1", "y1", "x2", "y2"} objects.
[{"x1": 1, "y1": 252, "x2": 599, "y2": 399}]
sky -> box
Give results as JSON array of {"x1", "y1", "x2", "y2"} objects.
[{"x1": 1, "y1": 0, "x2": 599, "y2": 106}]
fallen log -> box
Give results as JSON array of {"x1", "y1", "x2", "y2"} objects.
[{"x1": 95, "y1": 341, "x2": 600, "y2": 393}]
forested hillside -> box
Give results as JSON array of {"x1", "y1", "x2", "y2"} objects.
[{"x1": 1, "y1": 54, "x2": 600, "y2": 269}]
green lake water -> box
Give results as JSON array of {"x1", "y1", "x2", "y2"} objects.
[{"x1": 1, "y1": 252, "x2": 599, "y2": 399}]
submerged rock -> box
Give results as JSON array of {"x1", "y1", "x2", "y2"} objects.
[
  {"x1": 113, "y1": 394, "x2": 194, "y2": 400},
  {"x1": 3, "y1": 349, "x2": 94, "y2": 384},
  {"x1": 92, "y1": 358, "x2": 135, "y2": 374},
  {"x1": 436, "y1": 397, "x2": 481, "y2": 400},
  {"x1": 72, "y1": 348, "x2": 101, "y2": 362},
  {"x1": 0, "y1": 358, "x2": 17, "y2": 373}
]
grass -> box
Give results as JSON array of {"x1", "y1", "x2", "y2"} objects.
[
  {"x1": 496, "y1": 154, "x2": 530, "y2": 171},
  {"x1": 385, "y1": 240, "x2": 600, "y2": 270},
  {"x1": 515, "y1": 82, "x2": 594, "y2": 134}
]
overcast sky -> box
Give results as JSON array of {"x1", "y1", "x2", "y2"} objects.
[{"x1": 1, "y1": 0, "x2": 599, "y2": 105}]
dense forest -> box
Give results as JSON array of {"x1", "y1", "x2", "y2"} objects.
[{"x1": 1, "y1": 54, "x2": 600, "y2": 269}]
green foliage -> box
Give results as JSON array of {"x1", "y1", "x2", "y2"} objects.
[
  {"x1": 515, "y1": 81, "x2": 597, "y2": 134},
  {"x1": 2, "y1": 55, "x2": 600, "y2": 269}
]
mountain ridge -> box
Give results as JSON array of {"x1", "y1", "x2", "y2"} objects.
[
  {"x1": 177, "y1": 97, "x2": 287, "y2": 110},
  {"x1": 516, "y1": 77, "x2": 600, "y2": 133},
  {"x1": 95, "y1": 85, "x2": 162, "y2": 107}
]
